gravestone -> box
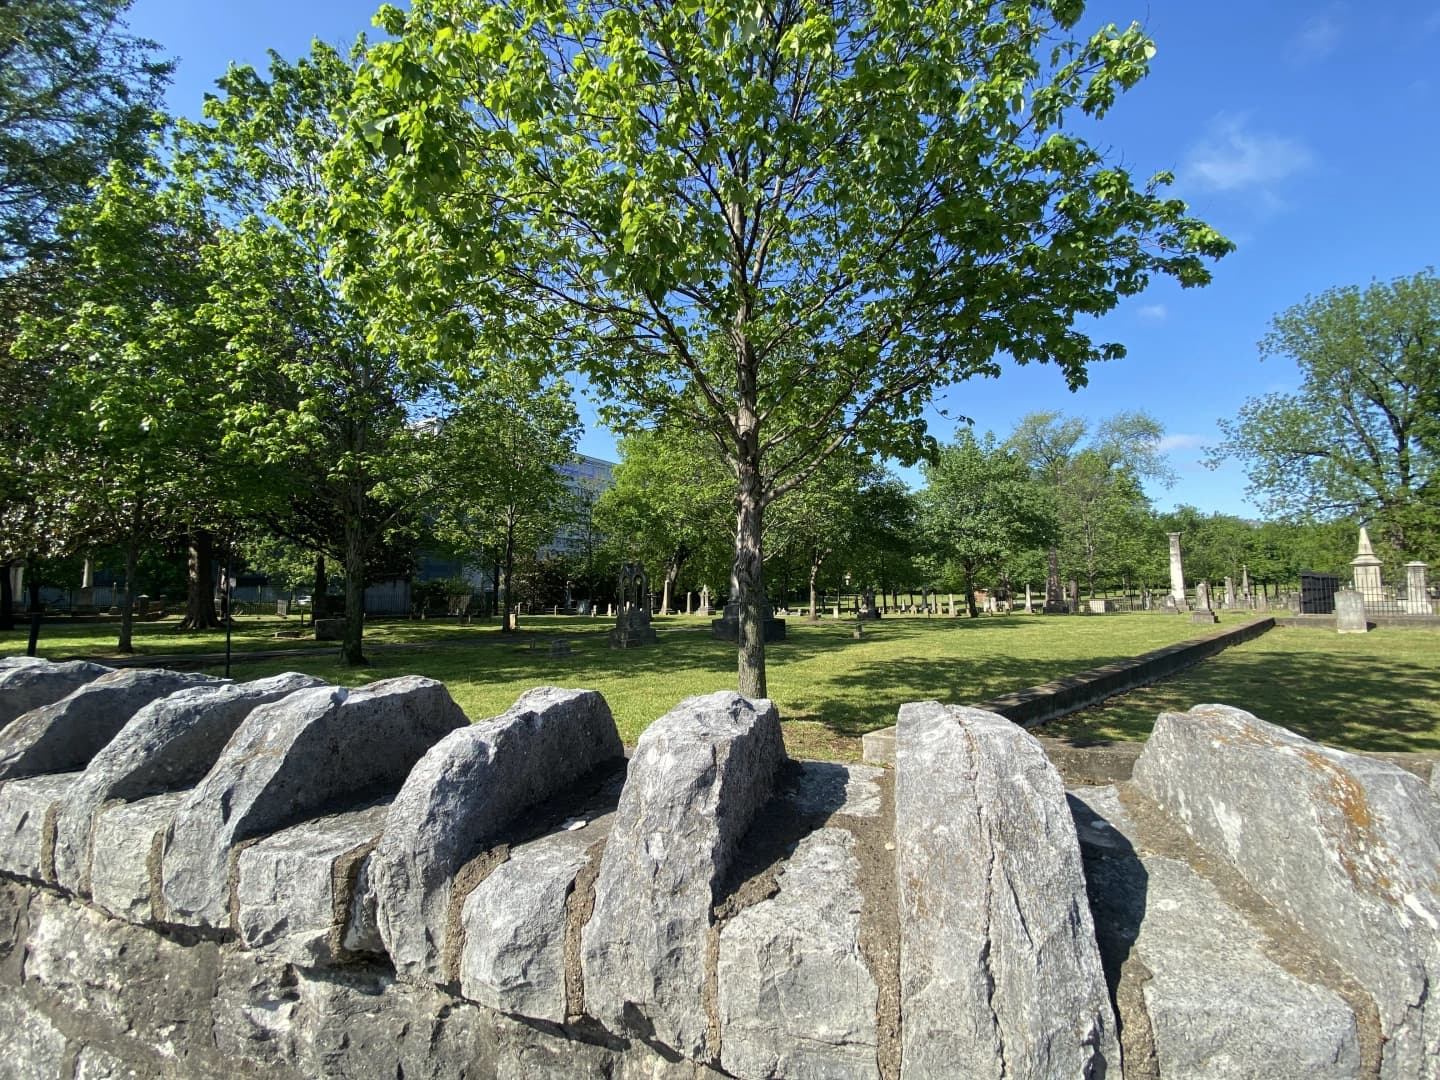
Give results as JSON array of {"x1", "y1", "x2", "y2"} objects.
[
  {"x1": 684, "y1": 591, "x2": 692, "y2": 615},
  {"x1": 1167, "y1": 532, "x2": 1188, "y2": 611},
  {"x1": 1335, "y1": 589, "x2": 1368, "y2": 633},
  {"x1": 1023, "y1": 583, "x2": 1033, "y2": 614},
  {"x1": 1190, "y1": 581, "x2": 1218, "y2": 625},
  {"x1": 1241, "y1": 565, "x2": 1252, "y2": 606},
  {"x1": 1224, "y1": 576, "x2": 1237, "y2": 609},
  {"x1": 859, "y1": 590, "x2": 880, "y2": 620},
  {"x1": 697, "y1": 586, "x2": 713, "y2": 617},
  {"x1": 276, "y1": 599, "x2": 289, "y2": 618},
  {"x1": 314, "y1": 618, "x2": 345, "y2": 641},
  {"x1": 1404, "y1": 562, "x2": 1432, "y2": 615},
  {"x1": 609, "y1": 563, "x2": 658, "y2": 648}
]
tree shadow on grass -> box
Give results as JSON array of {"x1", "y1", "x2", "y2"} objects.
[{"x1": 1046, "y1": 649, "x2": 1440, "y2": 754}]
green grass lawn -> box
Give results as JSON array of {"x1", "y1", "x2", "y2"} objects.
[
  {"x1": 9, "y1": 612, "x2": 1432, "y2": 760},
  {"x1": 1044, "y1": 623, "x2": 1440, "y2": 754}
]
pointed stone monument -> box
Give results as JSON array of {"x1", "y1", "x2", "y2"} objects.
[
  {"x1": 1166, "y1": 532, "x2": 1188, "y2": 612},
  {"x1": 1351, "y1": 526, "x2": 1385, "y2": 602}
]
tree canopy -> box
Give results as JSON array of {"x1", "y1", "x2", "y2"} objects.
[
  {"x1": 0, "y1": 0, "x2": 172, "y2": 265},
  {"x1": 1212, "y1": 269, "x2": 1439, "y2": 561},
  {"x1": 350, "y1": 0, "x2": 1231, "y2": 694}
]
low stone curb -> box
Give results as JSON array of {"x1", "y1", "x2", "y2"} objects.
[{"x1": 862, "y1": 617, "x2": 1275, "y2": 765}]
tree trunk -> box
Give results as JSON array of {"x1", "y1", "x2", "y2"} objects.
[
  {"x1": 0, "y1": 560, "x2": 12, "y2": 631},
  {"x1": 1046, "y1": 546, "x2": 1063, "y2": 608},
  {"x1": 24, "y1": 556, "x2": 42, "y2": 656},
  {"x1": 313, "y1": 553, "x2": 327, "y2": 622},
  {"x1": 808, "y1": 558, "x2": 821, "y2": 622},
  {"x1": 340, "y1": 484, "x2": 367, "y2": 666},
  {"x1": 733, "y1": 454, "x2": 767, "y2": 699},
  {"x1": 117, "y1": 531, "x2": 138, "y2": 654},
  {"x1": 964, "y1": 562, "x2": 979, "y2": 618},
  {"x1": 500, "y1": 517, "x2": 516, "y2": 633},
  {"x1": 177, "y1": 529, "x2": 221, "y2": 631}
]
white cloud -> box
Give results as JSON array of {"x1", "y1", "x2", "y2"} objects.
[
  {"x1": 1184, "y1": 114, "x2": 1314, "y2": 193},
  {"x1": 1157, "y1": 433, "x2": 1207, "y2": 453},
  {"x1": 1136, "y1": 303, "x2": 1167, "y2": 322},
  {"x1": 1291, "y1": 14, "x2": 1341, "y2": 62}
]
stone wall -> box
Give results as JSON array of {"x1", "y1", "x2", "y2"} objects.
[{"x1": 0, "y1": 655, "x2": 1437, "y2": 1079}]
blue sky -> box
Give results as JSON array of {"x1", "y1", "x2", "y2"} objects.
[{"x1": 126, "y1": 0, "x2": 1440, "y2": 518}]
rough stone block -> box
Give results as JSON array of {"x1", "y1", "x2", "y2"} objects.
[
  {"x1": 582, "y1": 690, "x2": 785, "y2": 1060},
  {"x1": 236, "y1": 804, "x2": 388, "y2": 967},
  {"x1": 373, "y1": 686, "x2": 622, "y2": 983},
  {"x1": 0, "y1": 668, "x2": 217, "y2": 782},
  {"x1": 0, "y1": 772, "x2": 77, "y2": 881},
  {"x1": 90, "y1": 792, "x2": 187, "y2": 923},
  {"x1": 53, "y1": 672, "x2": 325, "y2": 896},
  {"x1": 458, "y1": 825, "x2": 593, "y2": 1021},
  {"x1": 161, "y1": 677, "x2": 467, "y2": 930},
  {"x1": 1132, "y1": 705, "x2": 1440, "y2": 1078},
  {"x1": 894, "y1": 702, "x2": 1118, "y2": 1079},
  {"x1": 0, "y1": 658, "x2": 112, "y2": 731},
  {"x1": 718, "y1": 827, "x2": 879, "y2": 1080},
  {"x1": 1071, "y1": 785, "x2": 1361, "y2": 1078},
  {"x1": 22, "y1": 888, "x2": 222, "y2": 1061},
  {"x1": 779, "y1": 761, "x2": 884, "y2": 820},
  {"x1": 0, "y1": 994, "x2": 69, "y2": 1078}
]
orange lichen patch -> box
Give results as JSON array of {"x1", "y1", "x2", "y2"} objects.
[
  {"x1": 1298, "y1": 747, "x2": 1400, "y2": 904},
  {"x1": 1187, "y1": 706, "x2": 1285, "y2": 751}
]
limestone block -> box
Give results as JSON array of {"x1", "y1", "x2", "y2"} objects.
[
  {"x1": 1132, "y1": 705, "x2": 1440, "y2": 1079},
  {"x1": 341, "y1": 854, "x2": 382, "y2": 955},
  {"x1": 0, "y1": 668, "x2": 216, "y2": 782},
  {"x1": 22, "y1": 887, "x2": 222, "y2": 1059},
  {"x1": 458, "y1": 825, "x2": 593, "y2": 1020},
  {"x1": 0, "y1": 995, "x2": 69, "y2": 1079},
  {"x1": 373, "y1": 686, "x2": 622, "y2": 983},
  {"x1": 718, "y1": 827, "x2": 879, "y2": 1080},
  {"x1": 779, "y1": 761, "x2": 884, "y2": 819},
  {"x1": 894, "y1": 702, "x2": 1119, "y2": 1079},
  {"x1": 582, "y1": 690, "x2": 785, "y2": 1060},
  {"x1": 90, "y1": 791, "x2": 187, "y2": 923},
  {"x1": 160, "y1": 677, "x2": 467, "y2": 930},
  {"x1": 1071, "y1": 785, "x2": 1361, "y2": 1078},
  {"x1": 236, "y1": 804, "x2": 388, "y2": 967},
  {"x1": 53, "y1": 672, "x2": 325, "y2": 896},
  {"x1": 0, "y1": 772, "x2": 76, "y2": 881},
  {"x1": 0, "y1": 658, "x2": 112, "y2": 731},
  {"x1": 73, "y1": 1045, "x2": 144, "y2": 1080}
]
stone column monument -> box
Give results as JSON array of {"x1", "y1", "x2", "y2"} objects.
[
  {"x1": 1405, "y1": 562, "x2": 1432, "y2": 616},
  {"x1": 1191, "y1": 581, "x2": 1219, "y2": 625},
  {"x1": 1351, "y1": 527, "x2": 1385, "y2": 602},
  {"x1": 1167, "y1": 533, "x2": 1188, "y2": 612}
]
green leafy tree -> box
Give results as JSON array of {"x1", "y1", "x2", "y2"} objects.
[
  {"x1": 350, "y1": 0, "x2": 1231, "y2": 695},
  {"x1": 425, "y1": 375, "x2": 581, "y2": 633},
  {"x1": 14, "y1": 158, "x2": 221, "y2": 651},
  {"x1": 182, "y1": 43, "x2": 462, "y2": 664},
  {"x1": 1211, "y1": 270, "x2": 1439, "y2": 561},
  {"x1": 766, "y1": 448, "x2": 883, "y2": 621},
  {"x1": 1009, "y1": 411, "x2": 1171, "y2": 601},
  {"x1": 0, "y1": 0, "x2": 172, "y2": 265},
  {"x1": 594, "y1": 423, "x2": 732, "y2": 615},
  {"x1": 919, "y1": 429, "x2": 1057, "y2": 617}
]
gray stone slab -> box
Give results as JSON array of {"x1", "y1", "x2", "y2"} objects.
[
  {"x1": 0, "y1": 668, "x2": 217, "y2": 782},
  {"x1": 718, "y1": 827, "x2": 879, "y2": 1080},
  {"x1": 779, "y1": 761, "x2": 884, "y2": 819},
  {"x1": 0, "y1": 658, "x2": 112, "y2": 731},
  {"x1": 1132, "y1": 705, "x2": 1440, "y2": 1079},
  {"x1": 160, "y1": 676, "x2": 467, "y2": 930},
  {"x1": 894, "y1": 702, "x2": 1118, "y2": 1080},
  {"x1": 0, "y1": 995, "x2": 69, "y2": 1079},
  {"x1": 90, "y1": 791, "x2": 188, "y2": 922},
  {"x1": 0, "y1": 772, "x2": 78, "y2": 881},
  {"x1": 1071, "y1": 785, "x2": 1361, "y2": 1078},
  {"x1": 458, "y1": 825, "x2": 594, "y2": 1021},
  {"x1": 236, "y1": 803, "x2": 388, "y2": 967},
  {"x1": 582, "y1": 690, "x2": 785, "y2": 1061},
  {"x1": 342, "y1": 853, "x2": 383, "y2": 955},
  {"x1": 373, "y1": 686, "x2": 622, "y2": 983},
  {"x1": 52, "y1": 672, "x2": 325, "y2": 896}
]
